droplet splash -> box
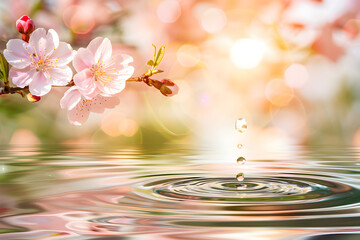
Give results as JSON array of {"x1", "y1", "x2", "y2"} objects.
[
  {"x1": 236, "y1": 172, "x2": 244, "y2": 181},
  {"x1": 236, "y1": 184, "x2": 247, "y2": 190},
  {"x1": 235, "y1": 118, "x2": 247, "y2": 133},
  {"x1": 237, "y1": 157, "x2": 246, "y2": 165}
]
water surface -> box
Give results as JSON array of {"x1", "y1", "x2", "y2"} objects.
[{"x1": 0, "y1": 145, "x2": 359, "y2": 239}]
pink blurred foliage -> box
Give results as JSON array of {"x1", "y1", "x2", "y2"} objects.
[{"x1": 281, "y1": 0, "x2": 360, "y2": 61}]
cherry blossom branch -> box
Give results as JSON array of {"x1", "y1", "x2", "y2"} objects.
[
  {"x1": 0, "y1": 74, "x2": 178, "y2": 97},
  {"x1": 0, "y1": 15, "x2": 179, "y2": 124},
  {"x1": 0, "y1": 86, "x2": 24, "y2": 95}
]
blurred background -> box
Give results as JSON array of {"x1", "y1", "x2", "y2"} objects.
[{"x1": 0, "y1": 0, "x2": 359, "y2": 147}]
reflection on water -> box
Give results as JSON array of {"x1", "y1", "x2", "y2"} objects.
[{"x1": 0, "y1": 145, "x2": 360, "y2": 239}]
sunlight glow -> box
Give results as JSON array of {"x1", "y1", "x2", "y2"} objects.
[
  {"x1": 266, "y1": 78, "x2": 294, "y2": 106},
  {"x1": 177, "y1": 44, "x2": 201, "y2": 67},
  {"x1": 230, "y1": 38, "x2": 265, "y2": 69}
]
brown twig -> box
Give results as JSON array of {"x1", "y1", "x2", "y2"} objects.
[{"x1": 0, "y1": 75, "x2": 161, "y2": 96}]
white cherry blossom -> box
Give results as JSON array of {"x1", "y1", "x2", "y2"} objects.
[{"x1": 4, "y1": 28, "x2": 74, "y2": 96}]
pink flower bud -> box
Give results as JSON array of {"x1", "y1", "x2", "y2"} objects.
[
  {"x1": 16, "y1": 15, "x2": 35, "y2": 35},
  {"x1": 27, "y1": 93, "x2": 40, "y2": 102},
  {"x1": 159, "y1": 79, "x2": 179, "y2": 97}
]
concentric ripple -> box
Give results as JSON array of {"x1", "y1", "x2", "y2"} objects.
[
  {"x1": 134, "y1": 176, "x2": 360, "y2": 214},
  {"x1": 1, "y1": 145, "x2": 360, "y2": 237}
]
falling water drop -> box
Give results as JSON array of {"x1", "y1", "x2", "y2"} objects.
[
  {"x1": 235, "y1": 118, "x2": 247, "y2": 186},
  {"x1": 236, "y1": 172, "x2": 244, "y2": 181},
  {"x1": 237, "y1": 157, "x2": 246, "y2": 165},
  {"x1": 235, "y1": 118, "x2": 247, "y2": 133},
  {"x1": 237, "y1": 144, "x2": 243, "y2": 149}
]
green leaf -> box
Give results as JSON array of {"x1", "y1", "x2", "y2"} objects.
[
  {"x1": 152, "y1": 69, "x2": 164, "y2": 74},
  {"x1": 153, "y1": 45, "x2": 165, "y2": 69},
  {"x1": 0, "y1": 228, "x2": 23, "y2": 234},
  {"x1": 152, "y1": 44, "x2": 157, "y2": 61},
  {"x1": 147, "y1": 60, "x2": 154, "y2": 66},
  {"x1": 0, "y1": 38, "x2": 7, "y2": 44},
  {"x1": 0, "y1": 52, "x2": 9, "y2": 83}
]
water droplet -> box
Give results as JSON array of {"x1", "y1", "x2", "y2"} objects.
[
  {"x1": 237, "y1": 157, "x2": 246, "y2": 165},
  {"x1": 236, "y1": 172, "x2": 244, "y2": 181},
  {"x1": 235, "y1": 118, "x2": 247, "y2": 133},
  {"x1": 237, "y1": 144, "x2": 243, "y2": 149}
]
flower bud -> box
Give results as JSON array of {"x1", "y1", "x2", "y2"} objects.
[
  {"x1": 27, "y1": 93, "x2": 40, "y2": 102},
  {"x1": 16, "y1": 15, "x2": 35, "y2": 35},
  {"x1": 159, "y1": 79, "x2": 179, "y2": 97}
]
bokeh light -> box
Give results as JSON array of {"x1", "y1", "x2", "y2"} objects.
[
  {"x1": 230, "y1": 38, "x2": 265, "y2": 69},
  {"x1": 101, "y1": 111, "x2": 123, "y2": 137},
  {"x1": 284, "y1": 64, "x2": 309, "y2": 89},
  {"x1": 200, "y1": 7, "x2": 227, "y2": 34},
  {"x1": 9, "y1": 129, "x2": 40, "y2": 145},
  {"x1": 63, "y1": 5, "x2": 95, "y2": 34},
  {"x1": 157, "y1": 0, "x2": 181, "y2": 23},
  {"x1": 342, "y1": 19, "x2": 360, "y2": 39},
  {"x1": 118, "y1": 118, "x2": 138, "y2": 137},
  {"x1": 101, "y1": 111, "x2": 138, "y2": 138}
]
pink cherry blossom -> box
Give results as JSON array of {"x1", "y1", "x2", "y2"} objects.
[
  {"x1": 72, "y1": 37, "x2": 134, "y2": 98},
  {"x1": 60, "y1": 86, "x2": 120, "y2": 126},
  {"x1": 4, "y1": 28, "x2": 74, "y2": 96}
]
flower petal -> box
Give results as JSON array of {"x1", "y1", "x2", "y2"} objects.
[
  {"x1": 28, "y1": 71, "x2": 52, "y2": 96},
  {"x1": 95, "y1": 77, "x2": 127, "y2": 95},
  {"x1": 60, "y1": 86, "x2": 82, "y2": 110},
  {"x1": 95, "y1": 66, "x2": 134, "y2": 95},
  {"x1": 89, "y1": 95, "x2": 120, "y2": 113},
  {"x1": 73, "y1": 68, "x2": 96, "y2": 96},
  {"x1": 47, "y1": 66, "x2": 73, "y2": 86},
  {"x1": 50, "y1": 42, "x2": 74, "y2": 66},
  {"x1": 95, "y1": 54, "x2": 134, "y2": 95},
  {"x1": 46, "y1": 29, "x2": 59, "y2": 50},
  {"x1": 105, "y1": 53, "x2": 134, "y2": 67},
  {"x1": 28, "y1": 28, "x2": 47, "y2": 58},
  {"x1": 104, "y1": 54, "x2": 134, "y2": 81},
  {"x1": 88, "y1": 37, "x2": 112, "y2": 62},
  {"x1": 67, "y1": 102, "x2": 90, "y2": 126},
  {"x1": 72, "y1": 48, "x2": 94, "y2": 72},
  {"x1": 9, "y1": 67, "x2": 34, "y2": 88},
  {"x1": 3, "y1": 39, "x2": 31, "y2": 69},
  {"x1": 29, "y1": 28, "x2": 47, "y2": 43},
  {"x1": 87, "y1": 37, "x2": 103, "y2": 54},
  {"x1": 114, "y1": 65, "x2": 135, "y2": 81}
]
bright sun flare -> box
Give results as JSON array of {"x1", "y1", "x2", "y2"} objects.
[{"x1": 230, "y1": 38, "x2": 265, "y2": 69}]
